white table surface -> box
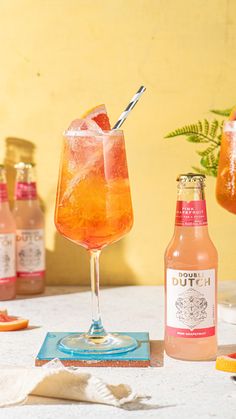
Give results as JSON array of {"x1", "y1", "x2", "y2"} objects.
[{"x1": 1, "y1": 285, "x2": 236, "y2": 419}]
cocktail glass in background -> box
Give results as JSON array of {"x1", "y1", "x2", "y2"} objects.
[
  {"x1": 216, "y1": 121, "x2": 236, "y2": 314},
  {"x1": 54, "y1": 127, "x2": 138, "y2": 354},
  {"x1": 216, "y1": 120, "x2": 236, "y2": 215}
]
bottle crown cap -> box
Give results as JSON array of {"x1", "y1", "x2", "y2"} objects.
[
  {"x1": 177, "y1": 173, "x2": 206, "y2": 185},
  {"x1": 14, "y1": 162, "x2": 35, "y2": 170}
]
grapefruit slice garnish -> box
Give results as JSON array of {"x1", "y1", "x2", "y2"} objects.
[
  {"x1": 216, "y1": 353, "x2": 236, "y2": 372},
  {"x1": 82, "y1": 104, "x2": 111, "y2": 130},
  {"x1": 0, "y1": 310, "x2": 28, "y2": 331}
]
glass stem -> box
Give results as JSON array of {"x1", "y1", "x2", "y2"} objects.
[{"x1": 87, "y1": 250, "x2": 107, "y2": 338}]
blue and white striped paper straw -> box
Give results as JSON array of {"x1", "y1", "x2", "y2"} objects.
[{"x1": 112, "y1": 86, "x2": 146, "y2": 130}]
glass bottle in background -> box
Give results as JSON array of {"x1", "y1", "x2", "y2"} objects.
[
  {"x1": 164, "y1": 173, "x2": 218, "y2": 361},
  {"x1": 4, "y1": 137, "x2": 36, "y2": 206},
  {"x1": 0, "y1": 165, "x2": 16, "y2": 300},
  {"x1": 13, "y1": 162, "x2": 45, "y2": 295}
]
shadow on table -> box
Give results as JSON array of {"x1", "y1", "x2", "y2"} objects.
[
  {"x1": 150, "y1": 340, "x2": 164, "y2": 367},
  {"x1": 15, "y1": 285, "x2": 89, "y2": 300},
  {"x1": 217, "y1": 344, "x2": 236, "y2": 355},
  {"x1": 26, "y1": 396, "x2": 176, "y2": 411},
  {"x1": 122, "y1": 398, "x2": 177, "y2": 411}
]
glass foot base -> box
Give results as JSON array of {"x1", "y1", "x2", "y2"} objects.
[{"x1": 58, "y1": 333, "x2": 138, "y2": 355}]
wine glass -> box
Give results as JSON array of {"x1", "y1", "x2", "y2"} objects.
[
  {"x1": 216, "y1": 120, "x2": 236, "y2": 214},
  {"x1": 216, "y1": 120, "x2": 236, "y2": 318},
  {"x1": 54, "y1": 127, "x2": 138, "y2": 354}
]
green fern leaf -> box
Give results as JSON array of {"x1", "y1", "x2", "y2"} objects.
[
  {"x1": 191, "y1": 166, "x2": 216, "y2": 177},
  {"x1": 209, "y1": 120, "x2": 219, "y2": 139},
  {"x1": 210, "y1": 108, "x2": 233, "y2": 117},
  {"x1": 186, "y1": 135, "x2": 207, "y2": 143},
  {"x1": 197, "y1": 145, "x2": 217, "y2": 156},
  {"x1": 164, "y1": 106, "x2": 229, "y2": 176},
  {"x1": 198, "y1": 121, "x2": 203, "y2": 133},
  {"x1": 165, "y1": 123, "x2": 201, "y2": 138},
  {"x1": 203, "y1": 119, "x2": 209, "y2": 136},
  {"x1": 209, "y1": 153, "x2": 216, "y2": 166},
  {"x1": 200, "y1": 155, "x2": 211, "y2": 168},
  {"x1": 199, "y1": 153, "x2": 218, "y2": 177}
]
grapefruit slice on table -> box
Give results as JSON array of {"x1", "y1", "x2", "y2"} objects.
[
  {"x1": 0, "y1": 310, "x2": 28, "y2": 331},
  {"x1": 216, "y1": 353, "x2": 236, "y2": 373},
  {"x1": 82, "y1": 104, "x2": 111, "y2": 130}
]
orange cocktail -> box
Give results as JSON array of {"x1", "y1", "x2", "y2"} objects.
[
  {"x1": 55, "y1": 129, "x2": 133, "y2": 249},
  {"x1": 216, "y1": 121, "x2": 236, "y2": 214},
  {"x1": 54, "y1": 125, "x2": 138, "y2": 355}
]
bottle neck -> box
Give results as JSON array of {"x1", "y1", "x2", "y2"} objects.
[
  {"x1": 0, "y1": 182, "x2": 9, "y2": 204},
  {"x1": 15, "y1": 168, "x2": 37, "y2": 201},
  {"x1": 175, "y1": 186, "x2": 207, "y2": 227},
  {"x1": 15, "y1": 182, "x2": 37, "y2": 201},
  {"x1": 0, "y1": 168, "x2": 9, "y2": 205}
]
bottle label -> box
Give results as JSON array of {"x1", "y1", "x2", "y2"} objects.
[
  {"x1": 0, "y1": 233, "x2": 16, "y2": 283},
  {"x1": 166, "y1": 268, "x2": 216, "y2": 338},
  {"x1": 16, "y1": 229, "x2": 45, "y2": 278},
  {"x1": 0, "y1": 183, "x2": 8, "y2": 202},
  {"x1": 15, "y1": 182, "x2": 37, "y2": 200},
  {"x1": 175, "y1": 200, "x2": 207, "y2": 226}
]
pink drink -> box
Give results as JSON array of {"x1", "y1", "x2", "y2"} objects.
[
  {"x1": 0, "y1": 165, "x2": 16, "y2": 300},
  {"x1": 164, "y1": 174, "x2": 218, "y2": 360},
  {"x1": 13, "y1": 163, "x2": 45, "y2": 295}
]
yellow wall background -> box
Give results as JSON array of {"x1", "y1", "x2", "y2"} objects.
[{"x1": 0, "y1": 0, "x2": 236, "y2": 285}]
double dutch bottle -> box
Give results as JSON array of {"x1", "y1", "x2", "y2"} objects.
[
  {"x1": 164, "y1": 174, "x2": 218, "y2": 361},
  {"x1": 0, "y1": 165, "x2": 16, "y2": 300},
  {"x1": 13, "y1": 162, "x2": 45, "y2": 295}
]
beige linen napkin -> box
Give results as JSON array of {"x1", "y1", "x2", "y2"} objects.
[{"x1": 0, "y1": 359, "x2": 138, "y2": 407}]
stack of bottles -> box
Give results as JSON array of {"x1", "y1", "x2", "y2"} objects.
[{"x1": 0, "y1": 162, "x2": 45, "y2": 300}]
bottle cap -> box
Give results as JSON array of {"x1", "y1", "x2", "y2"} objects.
[
  {"x1": 177, "y1": 173, "x2": 206, "y2": 184},
  {"x1": 14, "y1": 162, "x2": 35, "y2": 169}
]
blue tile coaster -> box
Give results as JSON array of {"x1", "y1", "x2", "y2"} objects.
[{"x1": 35, "y1": 332, "x2": 150, "y2": 367}]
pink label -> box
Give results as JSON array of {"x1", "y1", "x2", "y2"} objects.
[
  {"x1": 0, "y1": 233, "x2": 16, "y2": 281},
  {"x1": 15, "y1": 182, "x2": 37, "y2": 200},
  {"x1": 175, "y1": 200, "x2": 207, "y2": 226},
  {"x1": 17, "y1": 270, "x2": 45, "y2": 278},
  {"x1": 0, "y1": 276, "x2": 16, "y2": 284},
  {"x1": 16, "y1": 229, "x2": 45, "y2": 277},
  {"x1": 0, "y1": 183, "x2": 8, "y2": 202},
  {"x1": 166, "y1": 326, "x2": 215, "y2": 338},
  {"x1": 166, "y1": 268, "x2": 216, "y2": 339}
]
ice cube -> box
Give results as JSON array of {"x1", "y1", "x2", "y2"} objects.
[
  {"x1": 65, "y1": 118, "x2": 103, "y2": 137},
  {"x1": 62, "y1": 147, "x2": 104, "y2": 202},
  {"x1": 67, "y1": 118, "x2": 87, "y2": 131}
]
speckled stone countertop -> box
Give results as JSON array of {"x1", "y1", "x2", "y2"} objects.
[{"x1": 0, "y1": 285, "x2": 236, "y2": 419}]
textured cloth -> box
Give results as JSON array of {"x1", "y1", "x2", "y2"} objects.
[{"x1": 0, "y1": 359, "x2": 137, "y2": 407}]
